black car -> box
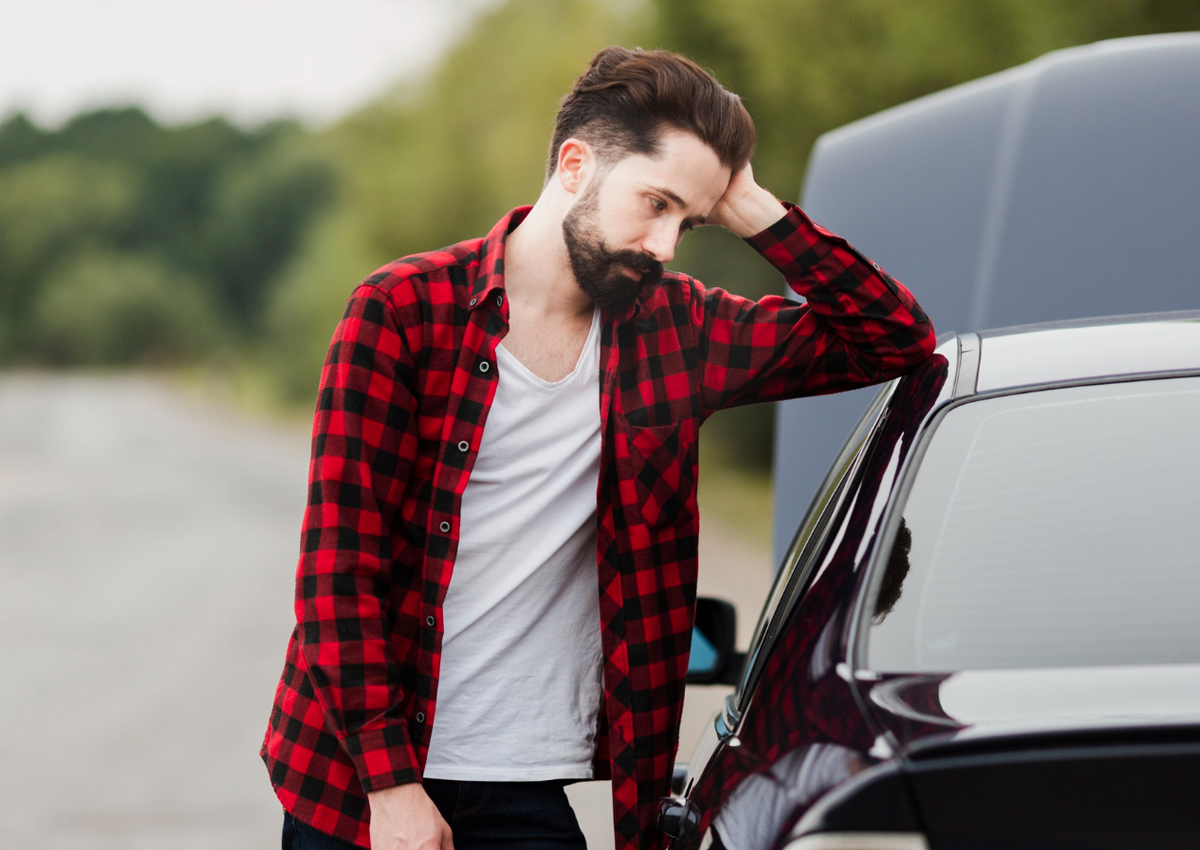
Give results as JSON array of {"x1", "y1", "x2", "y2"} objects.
[{"x1": 665, "y1": 312, "x2": 1200, "y2": 850}]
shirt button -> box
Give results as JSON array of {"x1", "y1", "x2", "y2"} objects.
[
  {"x1": 426, "y1": 615, "x2": 436, "y2": 627},
  {"x1": 479, "y1": 361, "x2": 490, "y2": 373},
  {"x1": 439, "y1": 521, "x2": 451, "y2": 533},
  {"x1": 469, "y1": 297, "x2": 477, "y2": 306},
  {"x1": 415, "y1": 712, "x2": 426, "y2": 723},
  {"x1": 457, "y1": 440, "x2": 470, "y2": 452},
  {"x1": 495, "y1": 293, "x2": 504, "y2": 306}
]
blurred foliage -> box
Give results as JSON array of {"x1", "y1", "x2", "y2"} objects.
[
  {"x1": 0, "y1": 107, "x2": 333, "y2": 364},
  {"x1": 0, "y1": 154, "x2": 138, "y2": 335},
  {"x1": 32, "y1": 249, "x2": 223, "y2": 366},
  {"x1": 2, "y1": 0, "x2": 1198, "y2": 467}
]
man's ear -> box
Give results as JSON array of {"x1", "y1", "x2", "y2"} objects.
[{"x1": 556, "y1": 137, "x2": 595, "y2": 196}]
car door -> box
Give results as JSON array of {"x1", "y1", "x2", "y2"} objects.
[{"x1": 666, "y1": 381, "x2": 897, "y2": 846}]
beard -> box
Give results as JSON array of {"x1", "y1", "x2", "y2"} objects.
[{"x1": 562, "y1": 184, "x2": 663, "y2": 315}]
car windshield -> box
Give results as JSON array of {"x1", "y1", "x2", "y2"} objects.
[{"x1": 866, "y1": 376, "x2": 1200, "y2": 672}]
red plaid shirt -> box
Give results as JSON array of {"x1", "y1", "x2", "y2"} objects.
[{"x1": 262, "y1": 203, "x2": 934, "y2": 849}]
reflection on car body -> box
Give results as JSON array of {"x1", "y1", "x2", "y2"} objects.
[{"x1": 667, "y1": 313, "x2": 1200, "y2": 850}]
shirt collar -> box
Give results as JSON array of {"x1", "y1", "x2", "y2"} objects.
[
  {"x1": 470, "y1": 206, "x2": 530, "y2": 312},
  {"x1": 470, "y1": 204, "x2": 644, "y2": 323}
]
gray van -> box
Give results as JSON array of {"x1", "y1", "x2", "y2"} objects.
[{"x1": 772, "y1": 32, "x2": 1200, "y2": 561}]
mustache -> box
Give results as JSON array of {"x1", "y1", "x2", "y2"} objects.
[{"x1": 608, "y1": 250, "x2": 663, "y2": 280}]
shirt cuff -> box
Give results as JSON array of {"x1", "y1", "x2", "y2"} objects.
[
  {"x1": 743, "y1": 201, "x2": 842, "y2": 285},
  {"x1": 342, "y1": 725, "x2": 422, "y2": 793}
]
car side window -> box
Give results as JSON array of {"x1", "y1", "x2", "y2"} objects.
[
  {"x1": 735, "y1": 380, "x2": 897, "y2": 704},
  {"x1": 861, "y1": 376, "x2": 1200, "y2": 673}
]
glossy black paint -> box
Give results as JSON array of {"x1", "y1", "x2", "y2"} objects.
[
  {"x1": 908, "y1": 744, "x2": 1200, "y2": 850},
  {"x1": 671, "y1": 352, "x2": 955, "y2": 850},
  {"x1": 790, "y1": 761, "x2": 921, "y2": 835}
]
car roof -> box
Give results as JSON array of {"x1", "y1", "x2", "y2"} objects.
[{"x1": 963, "y1": 310, "x2": 1200, "y2": 393}]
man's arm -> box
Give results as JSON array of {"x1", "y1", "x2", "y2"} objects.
[
  {"x1": 296, "y1": 284, "x2": 451, "y2": 848},
  {"x1": 694, "y1": 164, "x2": 935, "y2": 414},
  {"x1": 706, "y1": 163, "x2": 789, "y2": 240}
]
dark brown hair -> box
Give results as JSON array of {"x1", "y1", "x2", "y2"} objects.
[{"x1": 546, "y1": 46, "x2": 756, "y2": 182}]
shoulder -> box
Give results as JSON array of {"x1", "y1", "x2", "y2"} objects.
[
  {"x1": 353, "y1": 237, "x2": 485, "y2": 316},
  {"x1": 361, "y1": 238, "x2": 486, "y2": 302},
  {"x1": 636, "y1": 270, "x2": 702, "y2": 315},
  {"x1": 634, "y1": 271, "x2": 750, "y2": 322},
  {"x1": 332, "y1": 237, "x2": 485, "y2": 359}
]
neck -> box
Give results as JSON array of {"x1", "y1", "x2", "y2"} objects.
[{"x1": 503, "y1": 197, "x2": 594, "y2": 321}]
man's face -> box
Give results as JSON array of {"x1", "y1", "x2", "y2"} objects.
[{"x1": 562, "y1": 130, "x2": 731, "y2": 313}]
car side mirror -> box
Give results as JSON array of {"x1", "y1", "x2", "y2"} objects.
[{"x1": 687, "y1": 597, "x2": 746, "y2": 685}]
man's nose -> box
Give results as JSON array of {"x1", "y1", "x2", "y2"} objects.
[{"x1": 641, "y1": 224, "x2": 676, "y2": 265}]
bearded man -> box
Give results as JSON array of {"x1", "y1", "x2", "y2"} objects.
[{"x1": 263, "y1": 45, "x2": 935, "y2": 850}]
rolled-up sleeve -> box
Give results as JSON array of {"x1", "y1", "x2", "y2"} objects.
[{"x1": 694, "y1": 202, "x2": 935, "y2": 414}]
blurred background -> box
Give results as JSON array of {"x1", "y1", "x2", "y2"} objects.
[{"x1": 2, "y1": 1, "x2": 1198, "y2": 848}]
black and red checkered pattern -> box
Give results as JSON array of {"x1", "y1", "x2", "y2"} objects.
[{"x1": 262, "y1": 203, "x2": 934, "y2": 849}]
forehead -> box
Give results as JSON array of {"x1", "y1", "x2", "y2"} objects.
[{"x1": 605, "y1": 130, "x2": 731, "y2": 212}]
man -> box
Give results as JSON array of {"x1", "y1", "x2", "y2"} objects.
[{"x1": 263, "y1": 46, "x2": 934, "y2": 850}]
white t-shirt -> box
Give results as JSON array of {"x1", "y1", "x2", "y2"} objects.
[{"x1": 423, "y1": 309, "x2": 604, "y2": 781}]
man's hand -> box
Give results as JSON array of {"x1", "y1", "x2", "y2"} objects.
[
  {"x1": 368, "y1": 783, "x2": 454, "y2": 850},
  {"x1": 707, "y1": 163, "x2": 788, "y2": 239}
]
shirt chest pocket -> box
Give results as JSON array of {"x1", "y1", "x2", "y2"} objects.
[{"x1": 620, "y1": 418, "x2": 698, "y2": 531}]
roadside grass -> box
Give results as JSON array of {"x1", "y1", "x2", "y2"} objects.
[
  {"x1": 697, "y1": 430, "x2": 774, "y2": 554},
  {"x1": 174, "y1": 360, "x2": 314, "y2": 429}
]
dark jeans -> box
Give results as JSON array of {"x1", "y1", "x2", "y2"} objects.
[{"x1": 282, "y1": 779, "x2": 588, "y2": 850}]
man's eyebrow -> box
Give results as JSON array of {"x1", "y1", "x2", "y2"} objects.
[{"x1": 648, "y1": 184, "x2": 706, "y2": 223}]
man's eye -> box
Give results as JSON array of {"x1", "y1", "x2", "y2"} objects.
[{"x1": 650, "y1": 198, "x2": 667, "y2": 212}]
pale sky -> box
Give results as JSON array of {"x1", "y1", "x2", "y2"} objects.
[{"x1": 0, "y1": 0, "x2": 502, "y2": 128}]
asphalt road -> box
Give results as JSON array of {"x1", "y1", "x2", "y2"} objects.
[{"x1": 0, "y1": 373, "x2": 772, "y2": 850}]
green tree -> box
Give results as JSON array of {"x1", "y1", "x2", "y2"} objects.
[
  {"x1": 0, "y1": 155, "x2": 139, "y2": 357},
  {"x1": 31, "y1": 249, "x2": 224, "y2": 366},
  {"x1": 0, "y1": 107, "x2": 333, "y2": 363},
  {"x1": 204, "y1": 128, "x2": 335, "y2": 330}
]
